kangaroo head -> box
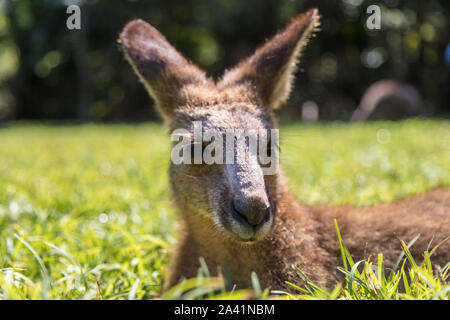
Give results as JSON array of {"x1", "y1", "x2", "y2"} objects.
[{"x1": 120, "y1": 9, "x2": 320, "y2": 243}]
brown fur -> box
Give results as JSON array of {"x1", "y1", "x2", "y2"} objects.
[
  {"x1": 168, "y1": 177, "x2": 450, "y2": 290},
  {"x1": 119, "y1": 8, "x2": 450, "y2": 292}
]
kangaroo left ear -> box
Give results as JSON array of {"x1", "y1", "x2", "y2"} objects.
[
  {"x1": 119, "y1": 19, "x2": 211, "y2": 120},
  {"x1": 218, "y1": 8, "x2": 320, "y2": 110}
]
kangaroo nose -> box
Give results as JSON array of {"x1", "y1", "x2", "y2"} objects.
[{"x1": 231, "y1": 198, "x2": 270, "y2": 227}]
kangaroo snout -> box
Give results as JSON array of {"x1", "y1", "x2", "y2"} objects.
[
  {"x1": 225, "y1": 193, "x2": 273, "y2": 242},
  {"x1": 231, "y1": 198, "x2": 271, "y2": 227}
]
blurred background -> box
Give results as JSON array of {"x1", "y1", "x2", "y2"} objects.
[{"x1": 0, "y1": 0, "x2": 449, "y2": 123}]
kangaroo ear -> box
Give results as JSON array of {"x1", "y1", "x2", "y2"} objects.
[
  {"x1": 218, "y1": 9, "x2": 320, "y2": 109},
  {"x1": 119, "y1": 20, "x2": 211, "y2": 120}
]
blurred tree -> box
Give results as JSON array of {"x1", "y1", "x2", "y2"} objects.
[{"x1": 0, "y1": 0, "x2": 448, "y2": 122}]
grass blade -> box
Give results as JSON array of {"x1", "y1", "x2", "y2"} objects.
[
  {"x1": 389, "y1": 234, "x2": 420, "y2": 281},
  {"x1": 14, "y1": 234, "x2": 51, "y2": 292}
]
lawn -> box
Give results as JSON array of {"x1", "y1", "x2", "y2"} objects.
[{"x1": 0, "y1": 119, "x2": 449, "y2": 299}]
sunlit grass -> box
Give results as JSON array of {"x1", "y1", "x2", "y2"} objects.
[{"x1": 0, "y1": 119, "x2": 449, "y2": 299}]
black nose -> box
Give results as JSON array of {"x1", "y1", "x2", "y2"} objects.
[{"x1": 231, "y1": 199, "x2": 270, "y2": 227}]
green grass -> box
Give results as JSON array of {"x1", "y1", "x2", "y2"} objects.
[{"x1": 0, "y1": 119, "x2": 449, "y2": 299}]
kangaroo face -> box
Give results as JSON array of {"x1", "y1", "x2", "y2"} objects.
[
  {"x1": 120, "y1": 9, "x2": 320, "y2": 243},
  {"x1": 168, "y1": 101, "x2": 278, "y2": 242}
]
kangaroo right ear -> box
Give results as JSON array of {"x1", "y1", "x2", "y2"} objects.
[
  {"x1": 119, "y1": 20, "x2": 210, "y2": 120},
  {"x1": 218, "y1": 9, "x2": 320, "y2": 110}
]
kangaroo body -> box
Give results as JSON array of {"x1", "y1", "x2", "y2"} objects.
[
  {"x1": 119, "y1": 9, "x2": 450, "y2": 292},
  {"x1": 169, "y1": 175, "x2": 450, "y2": 290}
]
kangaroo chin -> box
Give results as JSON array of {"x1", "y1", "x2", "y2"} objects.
[{"x1": 119, "y1": 8, "x2": 450, "y2": 292}]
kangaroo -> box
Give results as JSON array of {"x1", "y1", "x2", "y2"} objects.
[
  {"x1": 119, "y1": 9, "x2": 450, "y2": 292},
  {"x1": 351, "y1": 79, "x2": 424, "y2": 122}
]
